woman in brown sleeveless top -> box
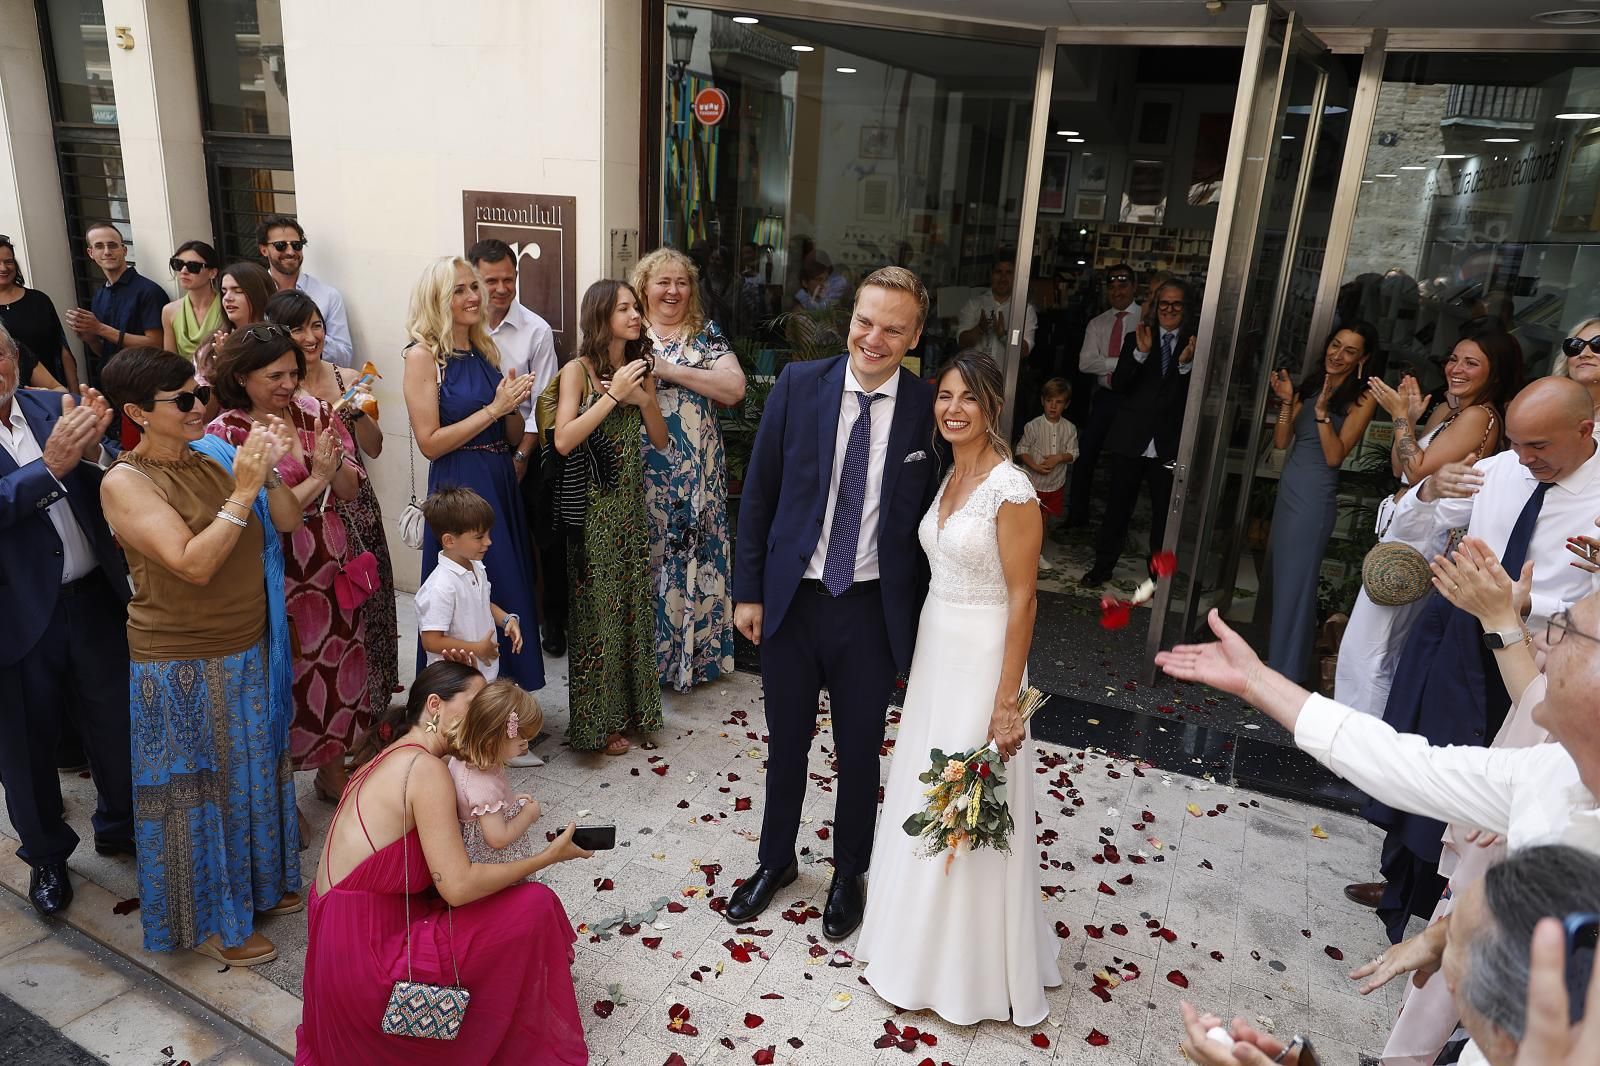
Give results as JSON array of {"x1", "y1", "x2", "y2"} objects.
[{"x1": 99, "y1": 346, "x2": 303, "y2": 967}]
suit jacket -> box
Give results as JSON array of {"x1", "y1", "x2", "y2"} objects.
[
  {"x1": 0, "y1": 389, "x2": 129, "y2": 667},
  {"x1": 732, "y1": 355, "x2": 939, "y2": 673},
  {"x1": 1104, "y1": 327, "x2": 1196, "y2": 461}
]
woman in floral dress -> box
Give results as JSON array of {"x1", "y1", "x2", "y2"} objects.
[
  {"x1": 209, "y1": 324, "x2": 369, "y2": 800},
  {"x1": 631, "y1": 248, "x2": 745, "y2": 690},
  {"x1": 554, "y1": 280, "x2": 670, "y2": 754},
  {"x1": 268, "y1": 289, "x2": 399, "y2": 722}
]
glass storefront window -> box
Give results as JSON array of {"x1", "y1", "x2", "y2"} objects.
[
  {"x1": 1259, "y1": 50, "x2": 1600, "y2": 689},
  {"x1": 209, "y1": 163, "x2": 296, "y2": 265},
  {"x1": 42, "y1": 0, "x2": 118, "y2": 127},
  {"x1": 192, "y1": 0, "x2": 292, "y2": 137},
  {"x1": 659, "y1": 8, "x2": 1040, "y2": 407}
]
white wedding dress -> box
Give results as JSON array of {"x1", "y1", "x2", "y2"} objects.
[{"x1": 855, "y1": 461, "x2": 1063, "y2": 1026}]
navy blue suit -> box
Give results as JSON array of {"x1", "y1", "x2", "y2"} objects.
[
  {"x1": 0, "y1": 389, "x2": 133, "y2": 866},
  {"x1": 733, "y1": 355, "x2": 939, "y2": 876}
]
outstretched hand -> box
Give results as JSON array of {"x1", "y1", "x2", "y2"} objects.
[{"x1": 1153, "y1": 609, "x2": 1263, "y2": 700}]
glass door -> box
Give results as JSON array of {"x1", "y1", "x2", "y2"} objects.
[{"x1": 1145, "y1": 3, "x2": 1347, "y2": 663}]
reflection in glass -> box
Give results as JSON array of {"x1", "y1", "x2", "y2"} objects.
[
  {"x1": 194, "y1": 0, "x2": 292, "y2": 137},
  {"x1": 44, "y1": 0, "x2": 118, "y2": 126},
  {"x1": 212, "y1": 165, "x2": 296, "y2": 264}
]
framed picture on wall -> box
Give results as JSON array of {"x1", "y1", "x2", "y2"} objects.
[
  {"x1": 859, "y1": 125, "x2": 895, "y2": 160},
  {"x1": 1073, "y1": 192, "x2": 1106, "y2": 221},
  {"x1": 1039, "y1": 151, "x2": 1071, "y2": 214},
  {"x1": 1132, "y1": 90, "x2": 1181, "y2": 153},
  {"x1": 1555, "y1": 128, "x2": 1600, "y2": 233},
  {"x1": 1077, "y1": 152, "x2": 1108, "y2": 193},
  {"x1": 858, "y1": 175, "x2": 894, "y2": 221},
  {"x1": 1120, "y1": 158, "x2": 1168, "y2": 225}
]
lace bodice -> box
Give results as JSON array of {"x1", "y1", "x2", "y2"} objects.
[{"x1": 920, "y1": 461, "x2": 1038, "y2": 607}]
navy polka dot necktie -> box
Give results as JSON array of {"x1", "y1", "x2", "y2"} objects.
[{"x1": 822, "y1": 391, "x2": 878, "y2": 596}]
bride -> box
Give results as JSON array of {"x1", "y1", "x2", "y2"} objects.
[{"x1": 855, "y1": 350, "x2": 1063, "y2": 1025}]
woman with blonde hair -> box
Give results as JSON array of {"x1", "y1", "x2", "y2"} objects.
[
  {"x1": 631, "y1": 247, "x2": 746, "y2": 691},
  {"x1": 1554, "y1": 315, "x2": 1600, "y2": 422},
  {"x1": 402, "y1": 256, "x2": 543, "y2": 690}
]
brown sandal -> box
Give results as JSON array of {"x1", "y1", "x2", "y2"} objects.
[
  {"x1": 193, "y1": 932, "x2": 278, "y2": 967},
  {"x1": 602, "y1": 733, "x2": 631, "y2": 756},
  {"x1": 257, "y1": 892, "x2": 304, "y2": 917}
]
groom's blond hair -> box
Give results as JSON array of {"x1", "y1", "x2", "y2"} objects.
[{"x1": 858, "y1": 266, "x2": 929, "y2": 328}]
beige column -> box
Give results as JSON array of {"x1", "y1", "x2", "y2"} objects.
[
  {"x1": 0, "y1": 3, "x2": 77, "y2": 330},
  {"x1": 101, "y1": 0, "x2": 210, "y2": 276}
]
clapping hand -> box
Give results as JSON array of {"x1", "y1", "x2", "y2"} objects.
[
  {"x1": 1430, "y1": 536, "x2": 1529, "y2": 631},
  {"x1": 64, "y1": 307, "x2": 103, "y2": 342},
  {"x1": 308, "y1": 413, "x2": 343, "y2": 482},
  {"x1": 1567, "y1": 516, "x2": 1600, "y2": 573},
  {"x1": 232, "y1": 418, "x2": 293, "y2": 495},
  {"x1": 1428, "y1": 455, "x2": 1485, "y2": 500},
  {"x1": 1400, "y1": 375, "x2": 1427, "y2": 422},
  {"x1": 1270, "y1": 369, "x2": 1295, "y2": 405},
  {"x1": 1367, "y1": 375, "x2": 1414, "y2": 422},
  {"x1": 1178, "y1": 334, "x2": 1196, "y2": 365},
  {"x1": 42, "y1": 391, "x2": 113, "y2": 477},
  {"x1": 488, "y1": 368, "x2": 535, "y2": 419},
  {"x1": 1135, "y1": 321, "x2": 1153, "y2": 355}
]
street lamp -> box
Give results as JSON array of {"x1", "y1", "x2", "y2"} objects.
[{"x1": 668, "y1": 10, "x2": 697, "y2": 84}]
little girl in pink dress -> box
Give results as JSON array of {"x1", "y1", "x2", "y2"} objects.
[{"x1": 446, "y1": 680, "x2": 545, "y2": 868}]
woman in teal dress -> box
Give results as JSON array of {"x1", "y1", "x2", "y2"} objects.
[
  {"x1": 554, "y1": 280, "x2": 670, "y2": 754},
  {"x1": 631, "y1": 247, "x2": 746, "y2": 691}
]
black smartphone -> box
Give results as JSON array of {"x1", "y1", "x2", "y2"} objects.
[
  {"x1": 1565, "y1": 911, "x2": 1599, "y2": 1017},
  {"x1": 572, "y1": 824, "x2": 617, "y2": 852}
]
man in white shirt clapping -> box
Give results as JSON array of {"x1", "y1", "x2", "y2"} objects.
[{"x1": 1067, "y1": 264, "x2": 1139, "y2": 528}]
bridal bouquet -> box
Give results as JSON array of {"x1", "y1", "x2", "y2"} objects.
[{"x1": 901, "y1": 687, "x2": 1050, "y2": 869}]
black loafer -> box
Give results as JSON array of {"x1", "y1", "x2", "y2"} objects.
[
  {"x1": 28, "y1": 862, "x2": 72, "y2": 917},
  {"x1": 1079, "y1": 566, "x2": 1114, "y2": 588},
  {"x1": 823, "y1": 872, "x2": 866, "y2": 941},
  {"x1": 94, "y1": 838, "x2": 136, "y2": 858},
  {"x1": 724, "y1": 861, "x2": 798, "y2": 924}
]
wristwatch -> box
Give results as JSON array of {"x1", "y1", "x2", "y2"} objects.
[
  {"x1": 513, "y1": 450, "x2": 530, "y2": 464},
  {"x1": 499, "y1": 613, "x2": 519, "y2": 631},
  {"x1": 1482, "y1": 625, "x2": 1529, "y2": 650}
]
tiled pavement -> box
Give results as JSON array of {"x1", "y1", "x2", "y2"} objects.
[{"x1": 0, "y1": 593, "x2": 1405, "y2": 1065}]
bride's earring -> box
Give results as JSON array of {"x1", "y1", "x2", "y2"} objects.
[{"x1": 424, "y1": 714, "x2": 440, "y2": 734}]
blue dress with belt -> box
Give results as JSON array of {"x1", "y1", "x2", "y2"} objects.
[
  {"x1": 418, "y1": 349, "x2": 544, "y2": 690},
  {"x1": 1267, "y1": 401, "x2": 1344, "y2": 683}
]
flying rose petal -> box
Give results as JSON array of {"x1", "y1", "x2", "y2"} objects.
[
  {"x1": 1151, "y1": 551, "x2": 1178, "y2": 578},
  {"x1": 1099, "y1": 597, "x2": 1132, "y2": 630}
]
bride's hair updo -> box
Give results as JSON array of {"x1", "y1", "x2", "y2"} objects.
[{"x1": 938, "y1": 349, "x2": 1010, "y2": 460}]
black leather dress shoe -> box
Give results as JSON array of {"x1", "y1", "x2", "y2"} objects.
[
  {"x1": 542, "y1": 627, "x2": 567, "y2": 657},
  {"x1": 1080, "y1": 566, "x2": 1115, "y2": 588},
  {"x1": 28, "y1": 863, "x2": 72, "y2": 917},
  {"x1": 823, "y1": 872, "x2": 866, "y2": 941},
  {"x1": 94, "y1": 838, "x2": 136, "y2": 858},
  {"x1": 724, "y1": 861, "x2": 798, "y2": 924}
]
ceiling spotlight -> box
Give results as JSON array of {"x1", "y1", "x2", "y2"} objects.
[
  {"x1": 1375, "y1": 173, "x2": 1398, "y2": 178},
  {"x1": 1436, "y1": 153, "x2": 1467, "y2": 159},
  {"x1": 1557, "y1": 111, "x2": 1600, "y2": 120},
  {"x1": 790, "y1": 44, "x2": 814, "y2": 52},
  {"x1": 1399, "y1": 164, "x2": 1428, "y2": 170},
  {"x1": 1066, "y1": 137, "x2": 1085, "y2": 143},
  {"x1": 1532, "y1": 8, "x2": 1600, "y2": 24},
  {"x1": 835, "y1": 66, "x2": 857, "y2": 73},
  {"x1": 1281, "y1": 134, "x2": 1295, "y2": 140},
  {"x1": 1361, "y1": 179, "x2": 1373, "y2": 184},
  {"x1": 731, "y1": 15, "x2": 759, "y2": 24},
  {"x1": 1483, "y1": 137, "x2": 1520, "y2": 143},
  {"x1": 1077, "y1": 259, "x2": 1087, "y2": 265},
  {"x1": 1055, "y1": 130, "x2": 1079, "y2": 136}
]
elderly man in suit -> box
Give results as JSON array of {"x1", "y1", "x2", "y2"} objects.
[
  {"x1": 0, "y1": 321, "x2": 133, "y2": 916},
  {"x1": 730, "y1": 266, "x2": 941, "y2": 939},
  {"x1": 1081, "y1": 278, "x2": 1197, "y2": 587}
]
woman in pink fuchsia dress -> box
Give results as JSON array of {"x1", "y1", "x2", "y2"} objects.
[{"x1": 296, "y1": 661, "x2": 592, "y2": 1065}]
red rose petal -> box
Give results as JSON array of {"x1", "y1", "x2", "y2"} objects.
[
  {"x1": 1151, "y1": 550, "x2": 1178, "y2": 577},
  {"x1": 666, "y1": 901, "x2": 687, "y2": 913},
  {"x1": 1142, "y1": 810, "x2": 1156, "y2": 822},
  {"x1": 734, "y1": 797, "x2": 753, "y2": 811},
  {"x1": 642, "y1": 937, "x2": 662, "y2": 950},
  {"x1": 665, "y1": 1055, "x2": 689, "y2": 1066},
  {"x1": 1097, "y1": 881, "x2": 1116, "y2": 895},
  {"x1": 1210, "y1": 950, "x2": 1226, "y2": 961},
  {"x1": 1086, "y1": 1029, "x2": 1110, "y2": 1046},
  {"x1": 744, "y1": 1013, "x2": 764, "y2": 1028},
  {"x1": 594, "y1": 878, "x2": 615, "y2": 891},
  {"x1": 1325, "y1": 945, "x2": 1345, "y2": 961},
  {"x1": 760, "y1": 992, "x2": 784, "y2": 999},
  {"x1": 788, "y1": 1038, "x2": 803, "y2": 1049},
  {"x1": 1085, "y1": 924, "x2": 1105, "y2": 938},
  {"x1": 1116, "y1": 873, "x2": 1134, "y2": 885},
  {"x1": 1031, "y1": 1033, "x2": 1051, "y2": 1049},
  {"x1": 1166, "y1": 970, "x2": 1190, "y2": 988},
  {"x1": 752, "y1": 1046, "x2": 775, "y2": 1065},
  {"x1": 593, "y1": 999, "x2": 615, "y2": 1018},
  {"x1": 1099, "y1": 598, "x2": 1132, "y2": 630},
  {"x1": 1054, "y1": 920, "x2": 1072, "y2": 939},
  {"x1": 1110, "y1": 923, "x2": 1128, "y2": 936},
  {"x1": 112, "y1": 897, "x2": 140, "y2": 915},
  {"x1": 651, "y1": 765, "x2": 669, "y2": 776}
]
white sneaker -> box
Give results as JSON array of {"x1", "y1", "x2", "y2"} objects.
[
  {"x1": 1037, "y1": 555, "x2": 1055, "y2": 571},
  {"x1": 507, "y1": 752, "x2": 545, "y2": 768}
]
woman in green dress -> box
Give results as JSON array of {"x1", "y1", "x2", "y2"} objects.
[{"x1": 554, "y1": 280, "x2": 670, "y2": 755}]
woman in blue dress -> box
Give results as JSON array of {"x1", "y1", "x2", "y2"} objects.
[
  {"x1": 1265, "y1": 320, "x2": 1381, "y2": 684},
  {"x1": 631, "y1": 247, "x2": 746, "y2": 691},
  {"x1": 402, "y1": 256, "x2": 543, "y2": 691}
]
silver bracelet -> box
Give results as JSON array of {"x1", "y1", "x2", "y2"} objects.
[{"x1": 214, "y1": 509, "x2": 249, "y2": 529}]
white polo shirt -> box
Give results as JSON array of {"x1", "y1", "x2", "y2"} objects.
[{"x1": 415, "y1": 553, "x2": 499, "y2": 681}]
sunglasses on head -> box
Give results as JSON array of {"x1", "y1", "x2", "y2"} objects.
[
  {"x1": 169, "y1": 258, "x2": 209, "y2": 275},
  {"x1": 148, "y1": 385, "x2": 212, "y2": 412},
  {"x1": 267, "y1": 239, "x2": 307, "y2": 253},
  {"x1": 240, "y1": 324, "x2": 289, "y2": 343},
  {"x1": 1563, "y1": 335, "x2": 1600, "y2": 358}
]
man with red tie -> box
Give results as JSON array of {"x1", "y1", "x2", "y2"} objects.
[{"x1": 1066, "y1": 264, "x2": 1140, "y2": 528}]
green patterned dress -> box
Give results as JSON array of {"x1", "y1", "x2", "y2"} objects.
[{"x1": 566, "y1": 386, "x2": 664, "y2": 750}]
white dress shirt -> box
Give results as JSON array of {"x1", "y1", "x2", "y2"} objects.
[
  {"x1": 416, "y1": 553, "x2": 500, "y2": 682},
  {"x1": 1017, "y1": 414, "x2": 1079, "y2": 493},
  {"x1": 1129, "y1": 327, "x2": 1193, "y2": 457},
  {"x1": 0, "y1": 400, "x2": 100, "y2": 583},
  {"x1": 804, "y1": 365, "x2": 898, "y2": 584},
  {"x1": 955, "y1": 289, "x2": 1038, "y2": 365},
  {"x1": 1389, "y1": 443, "x2": 1600, "y2": 625},
  {"x1": 488, "y1": 300, "x2": 559, "y2": 420},
  {"x1": 295, "y1": 272, "x2": 354, "y2": 368},
  {"x1": 1078, "y1": 301, "x2": 1141, "y2": 384}
]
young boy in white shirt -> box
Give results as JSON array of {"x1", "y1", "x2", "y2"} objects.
[
  {"x1": 416, "y1": 487, "x2": 541, "y2": 764},
  {"x1": 1017, "y1": 377, "x2": 1079, "y2": 571}
]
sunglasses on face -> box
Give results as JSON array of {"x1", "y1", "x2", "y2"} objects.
[
  {"x1": 267, "y1": 239, "x2": 307, "y2": 253},
  {"x1": 148, "y1": 385, "x2": 213, "y2": 412},
  {"x1": 1108, "y1": 276, "x2": 1134, "y2": 286},
  {"x1": 1157, "y1": 301, "x2": 1185, "y2": 312},
  {"x1": 1563, "y1": 335, "x2": 1600, "y2": 357},
  {"x1": 169, "y1": 258, "x2": 209, "y2": 275}
]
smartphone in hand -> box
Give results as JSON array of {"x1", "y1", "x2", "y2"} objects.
[{"x1": 572, "y1": 825, "x2": 617, "y2": 852}]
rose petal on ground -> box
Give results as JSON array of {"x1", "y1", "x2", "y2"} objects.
[
  {"x1": 1116, "y1": 873, "x2": 1133, "y2": 885},
  {"x1": 1054, "y1": 921, "x2": 1071, "y2": 938},
  {"x1": 1325, "y1": 945, "x2": 1345, "y2": 961},
  {"x1": 1166, "y1": 970, "x2": 1189, "y2": 988},
  {"x1": 1031, "y1": 1033, "x2": 1051, "y2": 1049},
  {"x1": 642, "y1": 937, "x2": 662, "y2": 950},
  {"x1": 744, "y1": 1013, "x2": 764, "y2": 1028},
  {"x1": 1086, "y1": 1029, "x2": 1110, "y2": 1046},
  {"x1": 1097, "y1": 881, "x2": 1116, "y2": 895},
  {"x1": 113, "y1": 897, "x2": 140, "y2": 915},
  {"x1": 593, "y1": 1000, "x2": 615, "y2": 1018}
]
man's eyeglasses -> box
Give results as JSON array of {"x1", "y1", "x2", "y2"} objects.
[
  {"x1": 1107, "y1": 275, "x2": 1135, "y2": 286},
  {"x1": 1547, "y1": 609, "x2": 1600, "y2": 647},
  {"x1": 241, "y1": 325, "x2": 289, "y2": 343},
  {"x1": 1562, "y1": 335, "x2": 1600, "y2": 358},
  {"x1": 1157, "y1": 300, "x2": 1185, "y2": 312},
  {"x1": 267, "y1": 239, "x2": 307, "y2": 253},
  {"x1": 169, "y1": 259, "x2": 209, "y2": 275},
  {"x1": 146, "y1": 385, "x2": 213, "y2": 413}
]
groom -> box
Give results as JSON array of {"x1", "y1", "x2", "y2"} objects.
[{"x1": 730, "y1": 266, "x2": 941, "y2": 940}]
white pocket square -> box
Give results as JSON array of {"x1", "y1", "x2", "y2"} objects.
[{"x1": 903, "y1": 450, "x2": 928, "y2": 463}]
